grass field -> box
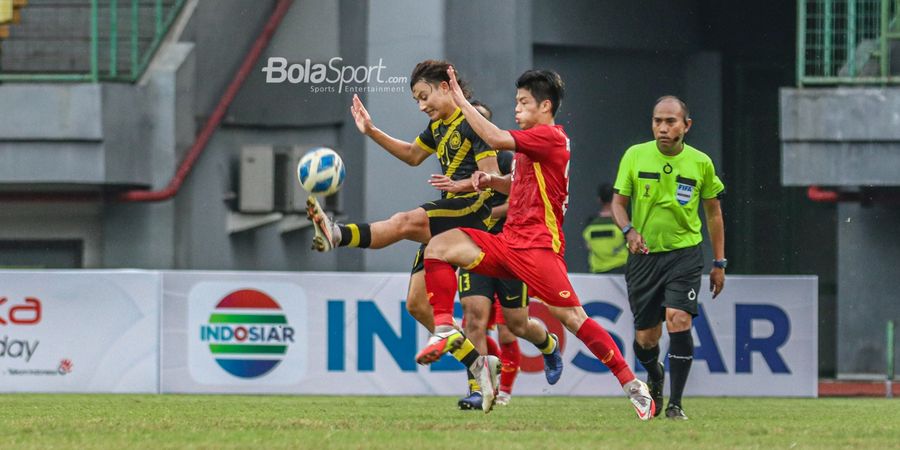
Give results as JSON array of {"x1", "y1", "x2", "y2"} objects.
[{"x1": 2, "y1": 395, "x2": 898, "y2": 449}]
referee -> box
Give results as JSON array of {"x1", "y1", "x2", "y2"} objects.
[{"x1": 611, "y1": 96, "x2": 726, "y2": 420}]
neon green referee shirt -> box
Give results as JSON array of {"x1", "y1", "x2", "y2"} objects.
[{"x1": 614, "y1": 140, "x2": 724, "y2": 253}]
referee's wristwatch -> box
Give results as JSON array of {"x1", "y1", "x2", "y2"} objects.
[
  {"x1": 712, "y1": 259, "x2": 728, "y2": 269},
  {"x1": 621, "y1": 223, "x2": 634, "y2": 236}
]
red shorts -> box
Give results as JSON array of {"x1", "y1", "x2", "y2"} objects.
[{"x1": 460, "y1": 228, "x2": 581, "y2": 308}]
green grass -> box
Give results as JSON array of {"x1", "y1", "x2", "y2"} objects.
[{"x1": 1, "y1": 395, "x2": 898, "y2": 449}]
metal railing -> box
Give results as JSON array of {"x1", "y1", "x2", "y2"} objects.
[
  {"x1": 798, "y1": 0, "x2": 900, "y2": 85},
  {"x1": 0, "y1": 0, "x2": 185, "y2": 82}
]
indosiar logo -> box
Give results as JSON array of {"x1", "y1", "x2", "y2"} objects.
[{"x1": 199, "y1": 289, "x2": 295, "y2": 378}]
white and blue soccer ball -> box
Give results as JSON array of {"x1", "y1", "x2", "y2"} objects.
[{"x1": 297, "y1": 147, "x2": 345, "y2": 195}]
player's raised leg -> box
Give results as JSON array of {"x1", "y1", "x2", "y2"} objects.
[{"x1": 306, "y1": 198, "x2": 432, "y2": 252}]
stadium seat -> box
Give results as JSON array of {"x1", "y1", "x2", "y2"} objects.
[
  {"x1": 0, "y1": 0, "x2": 25, "y2": 39},
  {"x1": 0, "y1": 0, "x2": 11, "y2": 25},
  {"x1": 0, "y1": 0, "x2": 26, "y2": 42}
]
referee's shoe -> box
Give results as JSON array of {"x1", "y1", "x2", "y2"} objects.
[{"x1": 666, "y1": 404, "x2": 688, "y2": 420}]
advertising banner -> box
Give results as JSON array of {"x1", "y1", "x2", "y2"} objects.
[
  {"x1": 161, "y1": 272, "x2": 817, "y2": 397},
  {"x1": 0, "y1": 270, "x2": 160, "y2": 393}
]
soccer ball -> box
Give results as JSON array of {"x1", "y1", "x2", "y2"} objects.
[{"x1": 297, "y1": 147, "x2": 345, "y2": 195}]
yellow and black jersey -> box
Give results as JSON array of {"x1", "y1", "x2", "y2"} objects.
[{"x1": 414, "y1": 108, "x2": 497, "y2": 199}]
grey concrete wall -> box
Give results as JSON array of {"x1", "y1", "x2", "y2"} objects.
[
  {"x1": 0, "y1": 84, "x2": 102, "y2": 140},
  {"x1": 0, "y1": 84, "x2": 106, "y2": 184},
  {"x1": 334, "y1": 0, "x2": 370, "y2": 272},
  {"x1": 104, "y1": 0, "x2": 355, "y2": 271},
  {"x1": 532, "y1": 0, "x2": 701, "y2": 52},
  {"x1": 102, "y1": 43, "x2": 196, "y2": 269},
  {"x1": 225, "y1": 0, "x2": 343, "y2": 128},
  {"x1": 445, "y1": 0, "x2": 532, "y2": 132},
  {"x1": 180, "y1": 0, "x2": 277, "y2": 127},
  {"x1": 359, "y1": 0, "x2": 447, "y2": 272},
  {"x1": 837, "y1": 202, "x2": 900, "y2": 376},
  {"x1": 781, "y1": 87, "x2": 900, "y2": 186},
  {"x1": 0, "y1": 203, "x2": 103, "y2": 268},
  {"x1": 781, "y1": 86, "x2": 900, "y2": 375}
]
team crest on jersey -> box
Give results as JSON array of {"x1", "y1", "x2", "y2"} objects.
[
  {"x1": 676, "y1": 183, "x2": 693, "y2": 205},
  {"x1": 449, "y1": 131, "x2": 462, "y2": 150}
]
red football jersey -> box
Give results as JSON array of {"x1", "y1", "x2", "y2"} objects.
[{"x1": 505, "y1": 124, "x2": 571, "y2": 255}]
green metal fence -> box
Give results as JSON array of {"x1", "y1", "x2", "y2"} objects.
[
  {"x1": 799, "y1": 0, "x2": 900, "y2": 85},
  {"x1": 0, "y1": 0, "x2": 185, "y2": 82}
]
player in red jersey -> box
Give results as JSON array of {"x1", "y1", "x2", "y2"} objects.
[{"x1": 415, "y1": 67, "x2": 655, "y2": 420}]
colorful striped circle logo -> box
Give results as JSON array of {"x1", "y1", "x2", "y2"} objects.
[{"x1": 199, "y1": 289, "x2": 295, "y2": 378}]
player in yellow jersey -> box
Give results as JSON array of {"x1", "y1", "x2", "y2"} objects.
[{"x1": 306, "y1": 60, "x2": 501, "y2": 411}]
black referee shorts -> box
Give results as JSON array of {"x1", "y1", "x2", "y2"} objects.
[
  {"x1": 409, "y1": 193, "x2": 492, "y2": 275},
  {"x1": 624, "y1": 244, "x2": 703, "y2": 330}
]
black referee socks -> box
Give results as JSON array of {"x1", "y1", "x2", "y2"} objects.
[{"x1": 667, "y1": 330, "x2": 694, "y2": 407}]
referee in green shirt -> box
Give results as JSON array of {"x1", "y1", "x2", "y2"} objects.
[{"x1": 611, "y1": 96, "x2": 726, "y2": 420}]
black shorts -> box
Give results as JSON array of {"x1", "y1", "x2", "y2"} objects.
[
  {"x1": 624, "y1": 245, "x2": 703, "y2": 330},
  {"x1": 458, "y1": 269, "x2": 529, "y2": 309},
  {"x1": 420, "y1": 192, "x2": 492, "y2": 236},
  {"x1": 410, "y1": 193, "x2": 492, "y2": 274}
]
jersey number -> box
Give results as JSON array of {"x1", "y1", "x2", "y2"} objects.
[{"x1": 458, "y1": 273, "x2": 471, "y2": 292}]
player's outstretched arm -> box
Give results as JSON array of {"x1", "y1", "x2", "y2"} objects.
[
  {"x1": 472, "y1": 171, "x2": 511, "y2": 195},
  {"x1": 429, "y1": 155, "x2": 500, "y2": 194},
  {"x1": 703, "y1": 198, "x2": 726, "y2": 298},
  {"x1": 428, "y1": 174, "x2": 474, "y2": 194},
  {"x1": 350, "y1": 94, "x2": 431, "y2": 166},
  {"x1": 446, "y1": 67, "x2": 516, "y2": 151}
]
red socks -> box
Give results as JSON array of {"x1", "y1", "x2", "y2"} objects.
[
  {"x1": 485, "y1": 335, "x2": 501, "y2": 356},
  {"x1": 423, "y1": 258, "x2": 457, "y2": 327},
  {"x1": 499, "y1": 340, "x2": 521, "y2": 394},
  {"x1": 576, "y1": 319, "x2": 635, "y2": 386}
]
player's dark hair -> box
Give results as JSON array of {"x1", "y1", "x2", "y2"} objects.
[
  {"x1": 515, "y1": 69, "x2": 565, "y2": 116},
  {"x1": 654, "y1": 95, "x2": 691, "y2": 124},
  {"x1": 410, "y1": 60, "x2": 472, "y2": 99},
  {"x1": 597, "y1": 182, "x2": 614, "y2": 204},
  {"x1": 470, "y1": 99, "x2": 493, "y2": 121}
]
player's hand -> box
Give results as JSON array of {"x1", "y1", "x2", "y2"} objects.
[
  {"x1": 428, "y1": 174, "x2": 464, "y2": 193},
  {"x1": 350, "y1": 94, "x2": 374, "y2": 135},
  {"x1": 709, "y1": 268, "x2": 725, "y2": 299},
  {"x1": 625, "y1": 230, "x2": 649, "y2": 255},
  {"x1": 471, "y1": 170, "x2": 492, "y2": 192},
  {"x1": 446, "y1": 66, "x2": 468, "y2": 108}
]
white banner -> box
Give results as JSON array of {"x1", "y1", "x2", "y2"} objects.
[
  {"x1": 161, "y1": 272, "x2": 817, "y2": 397},
  {"x1": 0, "y1": 270, "x2": 160, "y2": 393}
]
